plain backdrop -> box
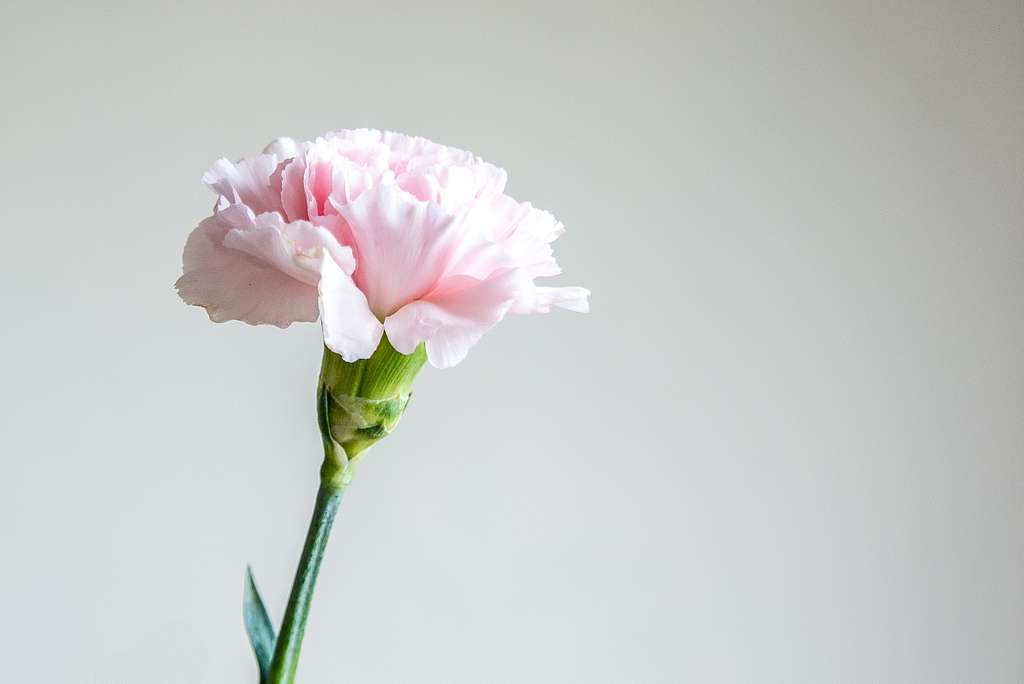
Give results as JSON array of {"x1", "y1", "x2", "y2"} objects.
[{"x1": 1, "y1": 0, "x2": 1022, "y2": 682}]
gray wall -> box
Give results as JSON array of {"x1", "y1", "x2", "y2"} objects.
[{"x1": 1, "y1": 0, "x2": 1021, "y2": 682}]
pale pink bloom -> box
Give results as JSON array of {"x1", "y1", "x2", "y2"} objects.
[{"x1": 176, "y1": 130, "x2": 589, "y2": 368}]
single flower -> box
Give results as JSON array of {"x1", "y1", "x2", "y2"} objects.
[
  {"x1": 176, "y1": 130, "x2": 590, "y2": 684},
  {"x1": 176, "y1": 129, "x2": 589, "y2": 369}
]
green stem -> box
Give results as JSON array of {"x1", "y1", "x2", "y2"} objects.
[{"x1": 267, "y1": 479, "x2": 345, "y2": 684}]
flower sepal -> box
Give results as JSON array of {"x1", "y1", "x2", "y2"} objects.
[{"x1": 317, "y1": 335, "x2": 426, "y2": 485}]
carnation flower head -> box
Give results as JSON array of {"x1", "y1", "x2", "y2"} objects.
[{"x1": 176, "y1": 129, "x2": 589, "y2": 368}]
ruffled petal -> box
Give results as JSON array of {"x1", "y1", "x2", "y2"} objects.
[
  {"x1": 263, "y1": 137, "x2": 298, "y2": 159},
  {"x1": 397, "y1": 160, "x2": 507, "y2": 214},
  {"x1": 318, "y1": 252, "x2": 384, "y2": 362},
  {"x1": 221, "y1": 212, "x2": 353, "y2": 287},
  {"x1": 175, "y1": 208, "x2": 318, "y2": 327},
  {"x1": 323, "y1": 130, "x2": 391, "y2": 174},
  {"x1": 203, "y1": 154, "x2": 284, "y2": 216},
  {"x1": 511, "y1": 285, "x2": 591, "y2": 315},
  {"x1": 384, "y1": 271, "x2": 521, "y2": 368},
  {"x1": 280, "y1": 218, "x2": 356, "y2": 275},
  {"x1": 280, "y1": 154, "x2": 310, "y2": 222},
  {"x1": 461, "y1": 196, "x2": 563, "y2": 277},
  {"x1": 334, "y1": 185, "x2": 475, "y2": 319},
  {"x1": 281, "y1": 138, "x2": 384, "y2": 223},
  {"x1": 379, "y1": 131, "x2": 475, "y2": 173},
  {"x1": 222, "y1": 214, "x2": 316, "y2": 286}
]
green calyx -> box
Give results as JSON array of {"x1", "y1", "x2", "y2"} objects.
[{"x1": 317, "y1": 335, "x2": 427, "y2": 487}]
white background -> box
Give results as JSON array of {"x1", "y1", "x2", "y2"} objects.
[{"x1": 1, "y1": 0, "x2": 1022, "y2": 681}]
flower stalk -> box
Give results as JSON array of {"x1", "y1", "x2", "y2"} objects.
[
  {"x1": 266, "y1": 481, "x2": 344, "y2": 684},
  {"x1": 259, "y1": 336, "x2": 426, "y2": 683}
]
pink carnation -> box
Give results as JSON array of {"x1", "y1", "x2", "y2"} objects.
[{"x1": 176, "y1": 129, "x2": 589, "y2": 368}]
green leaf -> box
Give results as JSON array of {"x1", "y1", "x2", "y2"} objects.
[{"x1": 244, "y1": 565, "x2": 277, "y2": 683}]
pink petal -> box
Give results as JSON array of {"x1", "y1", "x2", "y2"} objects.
[
  {"x1": 280, "y1": 219, "x2": 356, "y2": 275},
  {"x1": 221, "y1": 212, "x2": 354, "y2": 287},
  {"x1": 335, "y1": 185, "x2": 474, "y2": 319},
  {"x1": 279, "y1": 139, "x2": 340, "y2": 222},
  {"x1": 263, "y1": 137, "x2": 298, "y2": 159},
  {"x1": 397, "y1": 160, "x2": 507, "y2": 214},
  {"x1": 175, "y1": 208, "x2": 318, "y2": 327},
  {"x1": 380, "y1": 131, "x2": 475, "y2": 173},
  {"x1": 511, "y1": 285, "x2": 591, "y2": 315},
  {"x1": 318, "y1": 252, "x2": 384, "y2": 362},
  {"x1": 324, "y1": 130, "x2": 391, "y2": 173},
  {"x1": 222, "y1": 214, "x2": 318, "y2": 286},
  {"x1": 281, "y1": 139, "x2": 382, "y2": 223},
  {"x1": 280, "y1": 155, "x2": 310, "y2": 222},
  {"x1": 384, "y1": 271, "x2": 521, "y2": 368},
  {"x1": 203, "y1": 155, "x2": 284, "y2": 216},
  {"x1": 463, "y1": 196, "x2": 563, "y2": 277}
]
